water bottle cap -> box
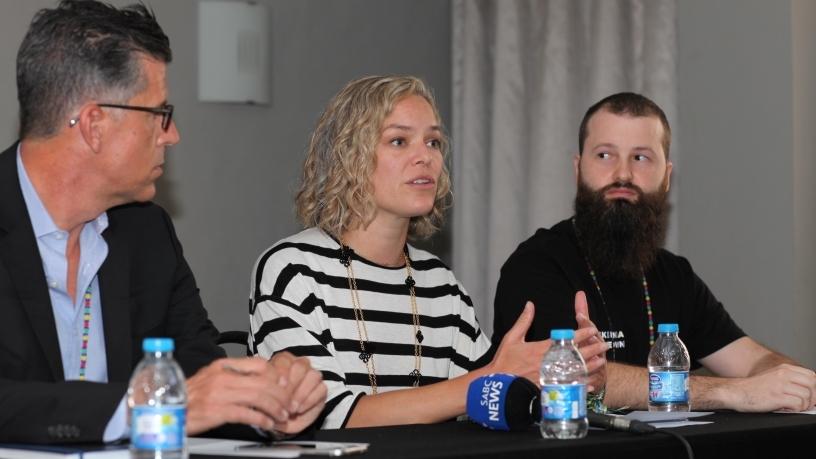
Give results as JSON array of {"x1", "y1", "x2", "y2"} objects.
[
  {"x1": 657, "y1": 323, "x2": 679, "y2": 333},
  {"x1": 142, "y1": 337, "x2": 174, "y2": 352},
  {"x1": 550, "y1": 329, "x2": 574, "y2": 340}
]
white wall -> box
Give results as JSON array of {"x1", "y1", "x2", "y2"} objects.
[
  {"x1": 0, "y1": 3, "x2": 46, "y2": 140},
  {"x1": 155, "y1": 0, "x2": 452, "y2": 338},
  {"x1": 677, "y1": 0, "x2": 815, "y2": 367},
  {"x1": 0, "y1": 0, "x2": 452, "y2": 344}
]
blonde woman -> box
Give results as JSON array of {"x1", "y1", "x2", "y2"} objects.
[{"x1": 249, "y1": 75, "x2": 607, "y2": 429}]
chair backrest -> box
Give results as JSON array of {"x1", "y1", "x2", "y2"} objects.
[{"x1": 216, "y1": 330, "x2": 250, "y2": 356}]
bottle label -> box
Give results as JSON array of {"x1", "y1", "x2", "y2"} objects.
[
  {"x1": 541, "y1": 384, "x2": 586, "y2": 421},
  {"x1": 131, "y1": 405, "x2": 186, "y2": 450},
  {"x1": 649, "y1": 371, "x2": 689, "y2": 403}
]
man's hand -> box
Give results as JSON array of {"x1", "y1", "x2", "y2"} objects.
[
  {"x1": 718, "y1": 364, "x2": 816, "y2": 412},
  {"x1": 573, "y1": 291, "x2": 608, "y2": 393},
  {"x1": 185, "y1": 354, "x2": 327, "y2": 435},
  {"x1": 266, "y1": 352, "x2": 327, "y2": 434}
]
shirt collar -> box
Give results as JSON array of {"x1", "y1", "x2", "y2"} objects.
[{"x1": 17, "y1": 144, "x2": 108, "y2": 238}]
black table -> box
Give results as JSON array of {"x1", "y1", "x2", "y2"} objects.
[{"x1": 194, "y1": 412, "x2": 816, "y2": 459}]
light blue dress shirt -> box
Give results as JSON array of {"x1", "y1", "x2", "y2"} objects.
[{"x1": 17, "y1": 147, "x2": 127, "y2": 441}]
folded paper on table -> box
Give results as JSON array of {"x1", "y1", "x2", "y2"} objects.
[
  {"x1": 624, "y1": 411, "x2": 714, "y2": 429},
  {"x1": 651, "y1": 420, "x2": 713, "y2": 428},
  {"x1": 0, "y1": 443, "x2": 128, "y2": 459},
  {"x1": 623, "y1": 411, "x2": 714, "y2": 422},
  {"x1": 774, "y1": 407, "x2": 816, "y2": 415},
  {"x1": 621, "y1": 410, "x2": 714, "y2": 428}
]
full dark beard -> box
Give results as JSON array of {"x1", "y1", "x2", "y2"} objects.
[{"x1": 573, "y1": 178, "x2": 670, "y2": 280}]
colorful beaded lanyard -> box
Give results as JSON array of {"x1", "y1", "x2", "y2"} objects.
[
  {"x1": 78, "y1": 284, "x2": 92, "y2": 380},
  {"x1": 571, "y1": 219, "x2": 656, "y2": 349},
  {"x1": 584, "y1": 263, "x2": 655, "y2": 347}
]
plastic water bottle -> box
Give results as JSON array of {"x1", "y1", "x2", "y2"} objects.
[
  {"x1": 539, "y1": 329, "x2": 588, "y2": 439},
  {"x1": 648, "y1": 323, "x2": 690, "y2": 412},
  {"x1": 128, "y1": 338, "x2": 188, "y2": 459}
]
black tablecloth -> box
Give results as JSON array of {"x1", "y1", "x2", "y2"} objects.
[{"x1": 193, "y1": 412, "x2": 816, "y2": 459}]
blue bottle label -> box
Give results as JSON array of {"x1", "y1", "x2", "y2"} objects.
[
  {"x1": 541, "y1": 384, "x2": 586, "y2": 420},
  {"x1": 649, "y1": 371, "x2": 689, "y2": 403},
  {"x1": 131, "y1": 405, "x2": 186, "y2": 450}
]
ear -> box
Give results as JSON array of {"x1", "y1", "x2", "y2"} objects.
[
  {"x1": 664, "y1": 161, "x2": 673, "y2": 192},
  {"x1": 75, "y1": 104, "x2": 106, "y2": 153},
  {"x1": 573, "y1": 153, "x2": 581, "y2": 185}
]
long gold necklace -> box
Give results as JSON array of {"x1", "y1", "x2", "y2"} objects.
[{"x1": 339, "y1": 243, "x2": 423, "y2": 395}]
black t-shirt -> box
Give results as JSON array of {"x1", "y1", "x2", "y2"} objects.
[{"x1": 492, "y1": 218, "x2": 746, "y2": 368}]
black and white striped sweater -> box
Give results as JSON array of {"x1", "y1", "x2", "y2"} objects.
[{"x1": 249, "y1": 228, "x2": 492, "y2": 429}]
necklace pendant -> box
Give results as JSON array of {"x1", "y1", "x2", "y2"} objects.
[
  {"x1": 405, "y1": 276, "x2": 415, "y2": 288},
  {"x1": 409, "y1": 369, "x2": 422, "y2": 387},
  {"x1": 339, "y1": 246, "x2": 352, "y2": 267},
  {"x1": 415, "y1": 330, "x2": 424, "y2": 343},
  {"x1": 359, "y1": 350, "x2": 372, "y2": 363}
]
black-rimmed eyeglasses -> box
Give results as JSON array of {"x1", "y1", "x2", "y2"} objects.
[{"x1": 97, "y1": 103, "x2": 175, "y2": 131}]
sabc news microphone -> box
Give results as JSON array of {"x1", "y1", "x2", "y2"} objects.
[
  {"x1": 466, "y1": 373, "x2": 656, "y2": 435},
  {"x1": 466, "y1": 373, "x2": 540, "y2": 431}
]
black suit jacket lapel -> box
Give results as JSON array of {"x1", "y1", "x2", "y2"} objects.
[
  {"x1": 0, "y1": 143, "x2": 64, "y2": 381},
  {"x1": 99, "y1": 215, "x2": 132, "y2": 383}
]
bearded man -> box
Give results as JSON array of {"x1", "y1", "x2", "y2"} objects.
[{"x1": 491, "y1": 92, "x2": 816, "y2": 413}]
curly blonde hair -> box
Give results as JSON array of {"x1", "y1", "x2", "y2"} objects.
[{"x1": 295, "y1": 75, "x2": 451, "y2": 240}]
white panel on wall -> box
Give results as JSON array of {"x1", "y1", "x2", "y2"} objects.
[{"x1": 198, "y1": 1, "x2": 269, "y2": 104}]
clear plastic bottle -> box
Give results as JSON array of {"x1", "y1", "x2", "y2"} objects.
[
  {"x1": 539, "y1": 329, "x2": 588, "y2": 439},
  {"x1": 128, "y1": 338, "x2": 188, "y2": 459},
  {"x1": 647, "y1": 323, "x2": 690, "y2": 412}
]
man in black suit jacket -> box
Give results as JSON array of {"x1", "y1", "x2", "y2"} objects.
[{"x1": 0, "y1": 0, "x2": 326, "y2": 444}]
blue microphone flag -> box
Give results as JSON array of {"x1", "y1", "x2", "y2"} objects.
[{"x1": 467, "y1": 373, "x2": 516, "y2": 430}]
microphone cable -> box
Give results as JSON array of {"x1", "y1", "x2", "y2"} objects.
[
  {"x1": 654, "y1": 429, "x2": 694, "y2": 459},
  {"x1": 587, "y1": 412, "x2": 694, "y2": 459}
]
